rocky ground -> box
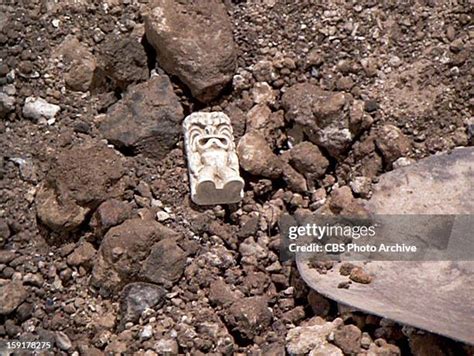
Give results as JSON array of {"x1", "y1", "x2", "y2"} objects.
[{"x1": 0, "y1": 0, "x2": 473, "y2": 355}]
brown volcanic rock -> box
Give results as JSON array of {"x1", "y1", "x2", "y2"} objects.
[
  {"x1": 91, "y1": 218, "x2": 181, "y2": 296},
  {"x1": 144, "y1": 0, "x2": 236, "y2": 102},
  {"x1": 96, "y1": 32, "x2": 149, "y2": 91},
  {"x1": 99, "y1": 74, "x2": 184, "y2": 159},
  {"x1": 66, "y1": 241, "x2": 96, "y2": 268},
  {"x1": 224, "y1": 296, "x2": 272, "y2": 340},
  {"x1": 140, "y1": 238, "x2": 187, "y2": 287},
  {"x1": 237, "y1": 132, "x2": 283, "y2": 178},
  {"x1": 36, "y1": 143, "x2": 127, "y2": 233},
  {"x1": 333, "y1": 324, "x2": 362, "y2": 354},
  {"x1": 89, "y1": 199, "x2": 132, "y2": 237},
  {"x1": 375, "y1": 124, "x2": 412, "y2": 165},
  {"x1": 289, "y1": 141, "x2": 329, "y2": 179},
  {"x1": 281, "y1": 83, "x2": 372, "y2": 159},
  {"x1": 53, "y1": 35, "x2": 98, "y2": 92},
  {"x1": 0, "y1": 281, "x2": 28, "y2": 315}
]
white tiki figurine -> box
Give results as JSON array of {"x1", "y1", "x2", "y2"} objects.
[{"x1": 183, "y1": 112, "x2": 244, "y2": 205}]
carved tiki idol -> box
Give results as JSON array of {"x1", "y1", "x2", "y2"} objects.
[{"x1": 183, "y1": 112, "x2": 244, "y2": 205}]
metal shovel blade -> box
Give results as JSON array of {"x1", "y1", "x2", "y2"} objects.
[{"x1": 297, "y1": 147, "x2": 474, "y2": 344}]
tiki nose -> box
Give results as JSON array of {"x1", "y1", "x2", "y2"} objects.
[{"x1": 205, "y1": 126, "x2": 216, "y2": 135}]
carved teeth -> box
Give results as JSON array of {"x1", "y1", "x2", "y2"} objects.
[{"x1": 183, "y1": 112, "x2": 244, "y2": 205}]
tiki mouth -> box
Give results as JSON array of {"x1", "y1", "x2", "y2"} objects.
[{"x1": 197, "y1": 135, "x2": 229, "y2": 149}]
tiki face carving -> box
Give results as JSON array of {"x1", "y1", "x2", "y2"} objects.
[
  {"x1": 183, "y1": 112, "x2": 244, "y2": 205},
  {"x1": 188, "y1": 121, "x2": 232, "y2": 152}
]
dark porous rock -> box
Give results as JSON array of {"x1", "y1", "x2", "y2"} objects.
[
  {"x1": 328, "y1": 186, "x2": 368, "y2": 216},
  {"x1": 208, "y1": 279, "x2": 240, "y2": 307},
  {"x1": 224, "y1": 104, "x2": 247, "y2": 141},
  {"x1": 89, "y1": 199, "x2": 132, "y2": 237},
  {"x1": 282, "y1": 83, "x2": 372, "y2": 159},
  {"x1": 16, "y1": 302, "x2": 33, "y2": 322},
  {"x1": 206, "y1": 219, "x2": 233, "y2": 239},
  {"x1": 224, "y1": 296, "x2": 272, "y2": 340},
  {"x1": 282, "y1": 163, "x2": 308, "y2": 193},
  {"x1": 408, "y1": 332, "x2": 449, "y2": 356},
  {"x1": 237, "y1": 132, "x2": 283, "y2": 178},
  {"x1": 58, "y1": 243, "x2": 76, "y2": 258},
  {"x1": 0, "y1": 281, "x2": 28, "y2": 315},
  {"x1": 261, "y1": 343, "x2": 286, "y2": 356},
  {"x1": 333, "y1": 324, "x2": 362, "y2": 354},
  {"x1": 350, "y1": 100, "x2": 373, "y2": 137},
  {"x1": 242, "y1": 271, "x2": 271, "y2": 296},
  {"x1": 375, "y1": 124, "x2": 412, "y2": 165},
  {"x1": 281, "y1": 306, "x2": 306, "y2": 324},
  {"x1": 23, "y1": 273, "x2": 44, "y2": 288},
  {"x1": 73, "y1": 120, "x2": 91, "y2": 134},
  {"x1": 99, "y1": 74, "x2": 184, "y2": 159},
  {"x1": 0, "y1": 249, "x2": 16, "y2": 264},
  {"x1": 119, "y1": 282, "x2": 166, "y2": 330},
  {"x1": 144, "y1": 0, "x2": 236, "y2": 102},
  {"x1": 91, "y1": 218, "x2": 180, "y2": 296},
  {"x1": 141, "y1": 238, "x2": 187, "y2": 287},
  {"x1": 5, "y1": 319, "x2": 21, "y2": 337},
  {"x1": 237, "y1": 214, "x2": 259, "y2": 239},
  {"x1": 35, "y1": 143, "x2": 126, "y2": 233},
  {"x1": 66, "y1": 241, "x2": 96, "y2": 268},
  {"x1": 364, "y1": 99, "x2": 379, "y2": 112},
  {"x1": 308, "y1": 290, "x2": 331, "y2": 317},
  {"x1": 97, "y1": 32, "x2": 149, "y2": 91},
  {"x1": 289, "y1": 141, "x2": 329, "y2": 180}
]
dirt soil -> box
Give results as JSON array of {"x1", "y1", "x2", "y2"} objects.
[{"x1": 0, "y1": 0, "x2": 473, "y2": 355}]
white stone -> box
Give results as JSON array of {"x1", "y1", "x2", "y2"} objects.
[
  {"x1": 286, "y1": 318, "x2": 343, "y2": 355},
  {"x1": 2, "y1": 84, "x2": 16, "y2": 96},
  {"x1": 22, "y1": 97, "x2": 60, "y2": 121},
  {"x1": 349, "y1": 176, "x2": 371, "y2": 196},
  {"x1": 392, "y1": 156, "x2": 415, "y2": 169},
  {"x1": 183, "y1": 112, "x2": 244, "y2": 205},
  {"x1": 309, "y1": 343, "x2": 343, "y2": 356},
  {"x1": 232, "y1": 74, "x2": 247, "y2": 91},
  {"x1": 140, "y1": 324, "x2": 153, "y2": 340},
  {"x1": 154, "y1": 338, "x2": 178, "y2": 354},
  {"x1": 156, "y1": 211, "x2": 170, "y2": 222},
  {"x1": 251, "y1": 82, "x2": 275, "y2": 105},
  {"x1": 151, "y1": 198, "x2": 163, "y2": 208}
]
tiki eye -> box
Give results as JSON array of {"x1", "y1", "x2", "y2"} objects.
[
  {"x1": 199, "y1": 137, "x2": 212, "y2": 145},
  {"x1": 217, "y1": 127, "x2": 232, "y2": 137}
]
